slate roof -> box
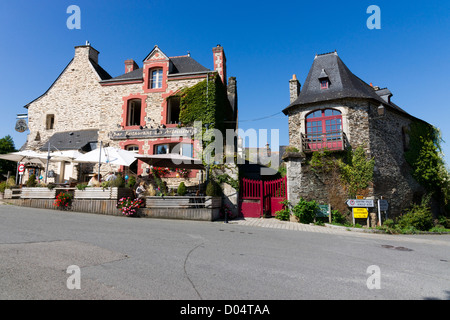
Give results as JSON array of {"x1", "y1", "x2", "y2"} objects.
[
  {"x1": 40, "y1": 129, "x2": 98, "y2": 152},
  {"x1": 24, "y1": 58, "x2": 112, "y2": 109},
  {"x1": 89, "y1": 59, "x2": 112, "y2": 80},
  {"x1": 170, "y1": 56, "x2": 210, "y2": 74},
  {"x1": 283, "y1": 52, "x2": 410, "y2": 116},
  {"x1": 101, "y1": 55, "x2": 210, "y2": 84}
]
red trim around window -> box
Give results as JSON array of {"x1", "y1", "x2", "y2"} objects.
[
  {"x1": 305, "y1": 109, "x2": 342, "y2": 151},
  {"x1": 119, "y1": 140, "x2": 145, "y2": 175},
  {"x1": 121, "y1": 94, "x2": 147, "y2": 130},
  {"x1": 148, "y1": 138, "x2": 198, "y2": 178},
  {"x1": 143, "y1": 61, "x2": 168, "y2": 93}
]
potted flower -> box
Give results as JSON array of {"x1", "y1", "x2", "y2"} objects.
[
  {"x1": 117, "y1": 197, "x2": 144, "y2": 217},
  {"x1": 54, "y1": 191, "x2": 72, "y2": 210}
]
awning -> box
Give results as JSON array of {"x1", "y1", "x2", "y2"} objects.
[{"x1": 135, "y1": 154, "x2": 205, "y2": 170}]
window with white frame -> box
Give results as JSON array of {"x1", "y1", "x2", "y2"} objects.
[
  {"x1": 126, "y1": 145, "x2": 139, "y2": 153},
  {"x1": 150, "y1": 68, "x2": 163, "y2": 89}
]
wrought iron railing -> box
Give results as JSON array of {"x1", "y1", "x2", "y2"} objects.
[{"x1": 301, "y1": 130, "x2": 350, "y2": 153}]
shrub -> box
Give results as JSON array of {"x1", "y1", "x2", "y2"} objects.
[
  {"x1": 331, "y1": 209, "x2": 347, "y2": 225},
  {"x1": 26, "y1": 174, "x2": 37, "y2": 187},
  {"x1": 292, "y1": 198, "x2": 319, "y2": 224},
  {"x1": 76, "y1": 183, "x2": 88, "y2": 190},
  {"x1": 177, "y1": 182, "x2": 187, "y2": 196},
  {"x1": 206, "y1": 180, "x2": 220, "y2": 197},
  {"x1": 126, "y1": 175, "x2": 136, "y2": 189},
  {"x1": 397, "y1": 203, "x2": 433, "y2": 231},
  {"x1": 46, "y1": 183, "x2": 56, "y2": 190},
  {"x1": 0, "y1": 181, "x2": 6, "y2": 193},
  {"x1": 5, "y1": 177, "x2": 16, "y2": 189},
  {"x1": 105, "y1": 174, "x2": 125, "y2": 188},
  {"x1": 275, "y1": 199, "x2": 290, "y2": 221}
]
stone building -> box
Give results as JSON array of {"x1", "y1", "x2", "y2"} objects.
[
  {"x1": 22, "y1": 42, "x2": 237, "y2": 188},
  {"x1": 282, "y1": 51, "x2": 430, "y2": 219}
]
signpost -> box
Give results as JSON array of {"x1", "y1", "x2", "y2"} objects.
[
  {"x1": 18, "y1": 163, "x2": 25, "y2": 175},
  {"x1": 347, "y1": 198, "x2": 374, "y2": 224},
  {"x1": 377, "y1": 199, "x2": 389, "y2": 226},
  {"x1": 352, "y1": 208, "x2": 369, "y2": 219},
  {"x1": 346, "y1": 199, "x2": 374, "y2": 208},
  {"x1": 317, "y1": 204, "x2": 332, "y2": 223}
]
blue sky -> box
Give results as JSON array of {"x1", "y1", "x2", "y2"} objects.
[{"x1": 0, "y1": 0, "x2": 449, "y2": 165}]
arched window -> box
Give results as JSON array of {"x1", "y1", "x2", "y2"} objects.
[{"x1": 305, "y1": 109, "x2": 343, "y2": 151}]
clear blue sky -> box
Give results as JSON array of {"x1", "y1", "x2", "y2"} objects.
[{"x1": 0, "y1": 0, "x2": 449, "y2": 165}]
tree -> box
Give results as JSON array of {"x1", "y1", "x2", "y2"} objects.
[{"x1": 0, "y1": 135, "x2": 17, "y2": 178}]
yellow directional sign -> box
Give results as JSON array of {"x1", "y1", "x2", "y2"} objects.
[{"x1": 353, "y1": 208, "x2": 369, "y2": 219}]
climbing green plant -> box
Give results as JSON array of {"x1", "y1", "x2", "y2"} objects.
[
  {"x1": 179, "y1": 73, "x2": 233, "y2": 135},
  {"x1": 404, "y1": 121, "x2": 450, "y2": 208},
  {"x1": 338, "y1": 146, "x2": 375, "y2": 198}
]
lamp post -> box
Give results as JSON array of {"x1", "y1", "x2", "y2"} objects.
[{"x1": 45, "y1": 143, "x2": 51, "y2": 184}]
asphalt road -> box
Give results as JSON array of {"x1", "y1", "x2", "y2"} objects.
[{"x1": 0, "y1": 203, "x2": 449, "y2": 301}]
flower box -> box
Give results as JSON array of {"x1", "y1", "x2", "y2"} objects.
[
  {"x1": 74, "y1": 187, "x2": 133, "y2": 200},
  {"x1": 146, "y1": 196, "x2": 192, "y2": 208},
  {"x1": 20, "y1": 187, "x2": 56, "y2": 199},
  {"x1": 205, "y1": 196, "x2": 222, "y2": 209}
]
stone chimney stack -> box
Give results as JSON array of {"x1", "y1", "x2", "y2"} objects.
[
  {"x1": 227, "y1": 76, "x2": 238, "y2": 129},
  {"x1": 289, "y1": 74, "x2": 301, "y2": 103},
  {"x1": 125, "y1": 59, "x2": 139, "y2": 73},
  {"x1": 213, "y1": 44, "x2": 227, "y2": 85},
  {"x1": 74, "y1": 41, "x2": 99, "y2": 64}
]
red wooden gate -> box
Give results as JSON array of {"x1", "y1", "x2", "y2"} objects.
[{"x1": 240, "y1": 177, "x2": 287, "y2": 218}]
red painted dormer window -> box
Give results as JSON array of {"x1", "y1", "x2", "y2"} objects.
[{"x1": 320, "y1": 79, "x2": 329, "y2": 89}]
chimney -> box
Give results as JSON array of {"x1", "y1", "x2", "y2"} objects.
[
  {"x1": 213, "y1": 45, "x2": 227, "y2": 84},
  {"x1": 125, "y1": 59, "x2": 139, "y2": 73},
  {"x1": 74, "y1": 41, "x2": 99, "y2": 64},
  {"x1": 289, "y1": 74, "x2": 301, "y2": 103},
  {"x1": 227, "y1": 77, "x2": 238, "y2": 125}
]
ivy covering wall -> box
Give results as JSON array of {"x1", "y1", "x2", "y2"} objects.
[
  {"x1": 404, "y1": 120, "x2": 450, "y2": 211},
  {"x1": 178, "y1": 73, "x2": 238, "y2": 195},
  {"x1": 179, "y1": 73, "x2": 233, "y2": 135}
]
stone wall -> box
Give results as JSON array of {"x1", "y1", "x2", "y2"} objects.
[{"x1": 367, "y1": 103, "x2": 424, "y2": 216}]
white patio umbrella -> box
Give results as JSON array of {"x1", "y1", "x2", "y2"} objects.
[
  {"x1": 49, "y1": 150, "x2": 83, "y2": 162},
  {"x1": 0, "y1": 150, "x2": 47, "y2": 165},
  {"x1": 0, "y1": 150, "x2": 49, "y2": 184},
  {"x1": 74, "y1": 146, "x2": 137, "y2": 166}
]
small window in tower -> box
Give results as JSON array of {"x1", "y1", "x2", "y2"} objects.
[
  {"x1": 320, "y1": 80, "x2": 329, "y2": 90},
  {"x1": 46, "y1": 114, "x2": 55, "y2": 130}
]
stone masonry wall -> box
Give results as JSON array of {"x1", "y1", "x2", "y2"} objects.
[
  {"x1": 285, "y1": 98, "x2": 422, "y2": 219},
  {"x1": 26, "y1": 46, "x2": 205, "y2": 181}
]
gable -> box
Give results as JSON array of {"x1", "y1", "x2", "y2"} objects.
[{"x1": 143, "y1": 45, "x2": 169, "y2": 62}]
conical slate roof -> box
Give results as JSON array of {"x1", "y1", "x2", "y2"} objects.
[{"x1": 283, "y1": 51, "x2": 409, "y2": 115}]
